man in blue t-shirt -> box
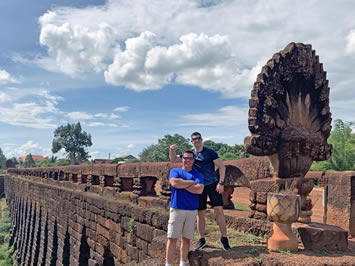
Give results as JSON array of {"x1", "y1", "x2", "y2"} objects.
[
  {"x1": 166, "y1": 150, "x2": 204, "y2": 266},
  {"x1": 169, "y1": 132, "x2": 231, "y2": 251}
]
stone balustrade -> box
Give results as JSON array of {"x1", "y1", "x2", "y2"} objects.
[{"x1": 6, "y1": 159, "x2": 256, "y2": 210}]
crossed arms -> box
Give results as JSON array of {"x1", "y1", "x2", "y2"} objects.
[{"x1": 169, "y1": 178, "x2": 204, "y2": 194}]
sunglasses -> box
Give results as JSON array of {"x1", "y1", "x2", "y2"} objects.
[
  {"x1": 182, "y1": 157, "x2": 194, "y2": 160},
  {"x1": 191, "y1": 136, "x2": 202, "y2": 141}
]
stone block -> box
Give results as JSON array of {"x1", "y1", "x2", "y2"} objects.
[
  {"x1": 136, "y1": 238, "x2": 149, "y2": 254},
  {"x1": 109, "y1": 230, "x2": 121, "y2": 246},
  {"x1": 256, "y1": 192, "x2": 268, "y2": 204},
  {"x1": 292, "y1": 222, "x2": 348, "y2": 251},
  {"x1": 96, "y1": 224, "x2": 110, "y2": 240},
  {"x1": 136, "y1": 223, "x2": 154, "y2": 243},
  {"x1": 127, "y1": 244, "x2": 139, "y2": 262},
  {"x1": 149, "y1": 235, "x2": 167, "y2": 260},
  {"x1": 256, "y1": 203, "x2": 267, "y2": 213},
  {"x1": 153, "y1": 229, "x2": 166, "y2": 239},
  {"x1": 151, "y1": 212, "x2": 169, "y2": 230},
  {"x1": 124, "y1": 232, "x2": 136, "y2": 246},
  {"x1": 110, "y1": 221, "x2": 121, "y2": 234},
  {"x1": 95, "y1": 242, "x2": 105, "y2": 256},
  {"x1": 254, "y1": 211, "x2": 267, "y2": 220},
  {"x1": 110, "y1": 242, "x2": 121, "y2": 258},
  {"x1": 138, "y1": 250, "x2": 149, "y2": 262},
  {"x1": 326, "y1": 171, "x2": 355, "y2": 236},
  {"x1": 132, "y1": 206, "x2": 154, "y2": 225}
]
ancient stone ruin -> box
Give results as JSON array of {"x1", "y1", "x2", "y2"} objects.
[
  {"x1": 245, "y1": 42, "x2": 333, "y2": 221},
  {"x1": 244, "y1": 42, "x2": 349, "y2": 251},
  {"x1": 1, "y1": 43, "x2": 355, "y2": 265}
]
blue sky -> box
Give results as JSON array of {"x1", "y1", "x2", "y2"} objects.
[{"x1": 0, "y1": 0, "x2": 355, "y2": 160}]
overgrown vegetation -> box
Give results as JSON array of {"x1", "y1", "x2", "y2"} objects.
[
  {"x1": 0, "y1": 199, "x2": 16, "y2": 265},
  {"x1": 311, "y1": 119, "x2": 355, "y2": 171},
  {"x1": 203, "y1": 221, "x2": 266, "y2": 253},
  {"x1": 138, "y1": 134, "x2": 250, "y2": 162}
]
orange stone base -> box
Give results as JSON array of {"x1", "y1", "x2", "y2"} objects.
[{"x1": 268, "y1": 222, "x2": 298, "y2": 252}]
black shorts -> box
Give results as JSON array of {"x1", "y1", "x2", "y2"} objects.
[{"x1": 198, "y1": 181, "x2": 223, "y2": 210}]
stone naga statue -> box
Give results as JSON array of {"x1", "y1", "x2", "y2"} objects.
[{"x1": 244, "y1": 42, "x2": 333, "y2": 179}]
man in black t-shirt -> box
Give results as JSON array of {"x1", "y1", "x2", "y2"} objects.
[{"x1": 169, "y1": 132, "x2": 231, "y2": 251}]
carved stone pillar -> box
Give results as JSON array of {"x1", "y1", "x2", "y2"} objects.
[
  {"x1": 133, "y1": 177, "x2": 144, "y2": 196},
  {"x1": 99, "y1": 175, "x2": 105, "y2": 187}
]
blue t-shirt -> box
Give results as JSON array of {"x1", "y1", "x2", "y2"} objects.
[
  {"x1": 169, "y1": 168, "x2": 204, "y2": 210},
  {"x1": 193, "y1": 147, "x2": 219, "y2": 185}
]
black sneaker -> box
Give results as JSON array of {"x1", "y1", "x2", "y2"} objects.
[
  {"x1": 194, "y1": 238, "x2": 207, "y2": 250},
  {"x1": 220, "y1": 237, "x2": 231, "y2": 251}
]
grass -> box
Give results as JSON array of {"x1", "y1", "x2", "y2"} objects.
[
  {"x1": 319, "y1": 250, "x2": 330, "y2": 256},
  {"x1": 201, "y1": 221, "x2": 266, "y2": 254},
  {"x1": 0, "y1": 198, "x2": 16, "y2": 266},
  {"x1": 278, "y1": 249, "x2": 291, "y2": 256},
  {"x1": 234, "y1": 202, "x2": 251, "y2": 211}
]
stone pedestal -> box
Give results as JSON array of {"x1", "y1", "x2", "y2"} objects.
[
  {"x1": 267, "y1": 193, "x2": 300, "y2": 251},
  {"x1": 249, "y1": 178, "x2": 314, "y2": 223}
]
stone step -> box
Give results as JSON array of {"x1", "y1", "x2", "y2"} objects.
[{"x1": 292, "y1": 222, "x2": 348, "y2": 251}]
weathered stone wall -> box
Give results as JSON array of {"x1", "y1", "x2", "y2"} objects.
[
  {"x1": 5, "y1": 174, "x2": 169, "y2": 265},
  {"x1": 305, "y1": 171, "x2": 327, "y2": 187},
  {"x1": 4, "y1": 160, "x2": 254, "y2": 265},
  {"x1": 4, "y1": 162, "x2": 355, "y2": 264},
  {"x1": 327, "y1": 171, "x2": 355, "y2": 237}
]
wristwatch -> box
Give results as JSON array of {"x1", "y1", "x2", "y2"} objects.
[{"x1": 218, "y1": 180, "x2": 225, "y2": 185}]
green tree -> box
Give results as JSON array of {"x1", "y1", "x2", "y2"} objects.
[
  {"x1": 231, "y1": 144, "x2": 250, "y2": 159},
  {"x1": 24, "y1": 154, "x2": 36, "y2": 168},
  {"x1": 203, "y1": 140, "x2": 225, "y2": 153},
  {"x1": 311, "y1": 119, "x2": 355, "y2": 171},
  {"x1": 203, "y1": 140, "x2": 250, "y2": 160},
  {"x1": 153, "y1": 134, "x2": 192, "y2": 162},
  {"x1": 0, "y1": 148, "x2": 6, "y2": 169},
  {"x1": 52, "y1": 122, "x2": 93, "y2": 164},
  {"x1": 138, "y1": 144, "x2": 157, "y2": 162}
]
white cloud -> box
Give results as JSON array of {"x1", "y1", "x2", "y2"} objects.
[
  {"x1": 39, "y1": 11, "x2": 117, "y2": 77},
  {"x1": 181, "y1": 105, "x2": 248, "y2": 127},
  {"x1": 66, "y1": 111, "x2": 94, "y2": 120},
  {"x1": 66, "y1": 111, "x2": 121, "y2": 122},
  {"x1": 104, "y1": 31, "x2": 170, "y2": 91},
  {"x1": 83, "y1": 122, "x2": 118, "y2": 127},
  {"x1": 345, "y1": 29, "x2": 355, "y2": 55},
  {"x1": 33, "y1": 0, "x2": 355, "y2": 105},
  {"x1": 95, "y1": 113, "x2": 108, "y2": 119},
  {"x1": 3, "y1": 141, "x2": 51, "y2": 158},
  {"x1": 0, "y1": 69, "x2": 18, "y2": 84},
  {"x1": 109, "y1": 113, "x2": 120, "y2": 120},
  {"x1": 113, "y1": 106, "x2": 129, "y2": 112},
  {"x1": 104, "y1": 31, "x2": 258, "y2": 97},
  {"x1": 0, "y1": 92, "x2": 11, "y2": 103},
  {"x1": 127, "y1": 144, "x2": 136, "y2": 149},
  {"x1": 0, "y1": 90, "x2": 62, "y2": 129},
  {"x1": 89, "y1": 151, "x2": 101, "y2": 160},
  {"x1": 204, "y1": 135, "x2": 234, "y2": 141}
]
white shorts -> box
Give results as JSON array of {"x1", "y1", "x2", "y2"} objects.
[{"x1": 167, "y1": 208, "x2": 197, "y2": 240}]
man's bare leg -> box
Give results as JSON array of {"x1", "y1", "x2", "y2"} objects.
[
  {"x1": 166, "y1": 238, "x2": 177, "y2": 264},
  {"x1": 213, "y1": 206, "x2": 227, "y2": 237},
  {"x1": 180, "y1": 237, "x2": 190, "y2": 263},
  {"x1": 197, "y1": 209, "x2": 206, "y2": 238}
]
